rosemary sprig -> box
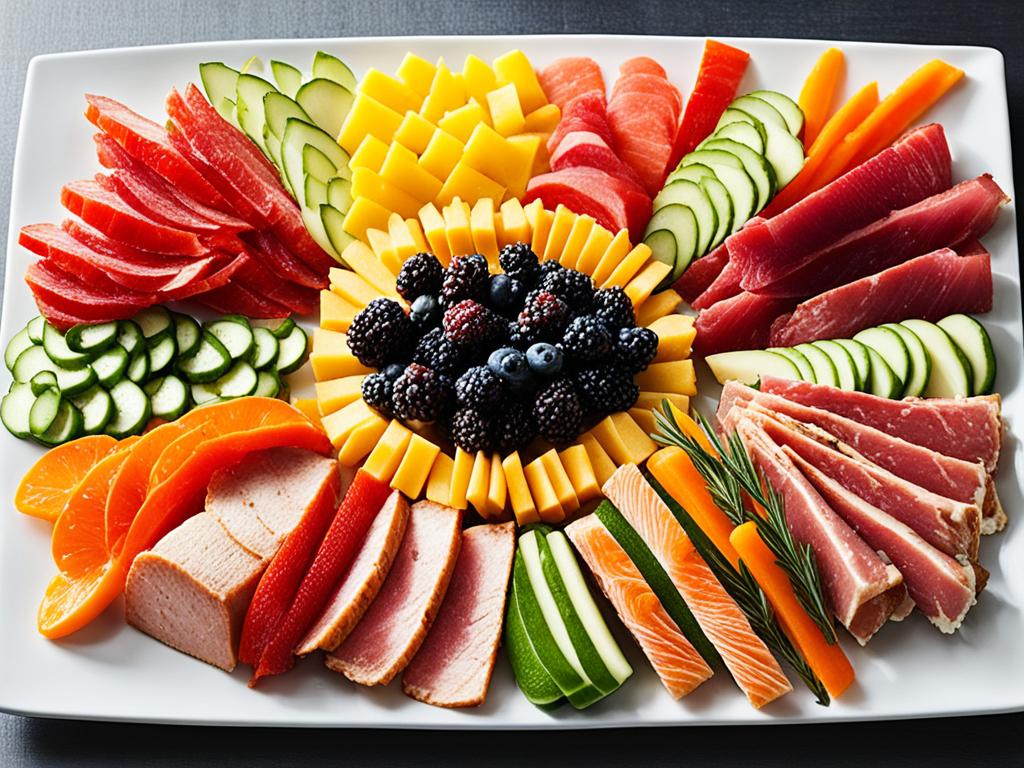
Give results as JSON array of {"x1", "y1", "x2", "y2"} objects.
[{"x1": 651, "y1": 403, "x2": 837, "y2": 645}]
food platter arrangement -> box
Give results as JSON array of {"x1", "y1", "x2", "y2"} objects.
[{"x1": 0, "y1": 35, "x2": 1020, "y2": 728}]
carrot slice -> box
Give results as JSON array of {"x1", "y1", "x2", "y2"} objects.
[
  {"x1": 798, "y1": 48, "x2": 845, "y2": 146},
  {"x1": 730, "y1": 521, "x2": 855, "y2": 699},
  {"x1": 15, "y1": 435, "x2": 118, "y2": 522}
]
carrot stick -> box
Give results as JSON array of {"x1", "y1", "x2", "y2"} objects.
[
  {"x1": 730, "y1": 521, "x2": 855, "y2": 698},
  {"x1": 666, "y1": 404, "x2": 718, "y2": 456},
  {"x1": 799, "y1": 48, "x2": 845, "y2": 147}
]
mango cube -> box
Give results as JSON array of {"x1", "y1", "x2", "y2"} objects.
[
  {"x1": 528, "y1": 204, "x2": 555, "y2": 257},
  {"x1": 493, "y1": 50, "x2": 549, "y2": 114},
  {"x1": 574, "y1": 224, "x2": 615, "y2": 277},
  {"x1": 497, "y1": 198, "x2": 530, "y2": 246},
  {"x1": 437, "y1": 162, "x2": 505, "y2": 207},
  {"x1": 649, "y1": 314, "x2": 696, "y2": 362},
  {"x1": 420, "y1": 61, "x2": 467, "y2": 124},
  {"x1": 542, "y1": 204, "x2": 577, "y2": 263},
  {"x1": 602, "y1": 243, "x2": 653, "y2": 289},
  {"x1": 380, "y1": 142, "x2": 444, "y2": 205},
  {"x1": 418, "y1": 128, "x2": 465, "y2": 181},
  {"x1": 426, "y1": 452, "x2": 456, "y2": 505},
  {"x1": 290, "y1": 398, "x2": 321, "y2": 425},
  {"x1": 315, "y1": 375, "x2": 367, "y2": 416},
  {"x1": 448, "y1": 447, "x2": 475, "y2": 510},
  {"x1": 486, "y1": 83, "x2": 526, "y2": 137},
  {"x1": 462, "y1": 123, "x2": 517, "y2": 187},
  {"x1": 523, "y1": 103, "x2": 561, "y2": 133},
  {"x1": 502, "y1": 452, "x2": 539, "y2": 526},
  {"x1": 558, "y1": 215, "x2": 595, "y2": 269},
  {"x1": 321, "y1": 399, "x2": 375, "y2": 449},
  {"x1": 418, "y1": 203, "x2": 453, "y2": 264},
  {"x1": 329, "y1": 267, "x2": 378, "y2": 308},
  {"x1": 438, "y1": 101, "x2": 488, "y2": 144},
  {"x1": 394, "y1": 110, "x2": 437, "y2": 154},
  {"x1": 360, "y1": 68, "x2": 421, "y2": 113},
  {"x1": 462, "y1": 54, "x2": 498, "y2": 115},
  {"x1": 364, "y1": 228, "x2": 403, "y2": 276},
  {"x1": 486, "y1": 453, "x2": 508, "y2": 520},
  {"x1": 320, "y1": 289, "x2": 359, "y2": 333},
  {"x1": 397, "y1": 53, "x2": 437, "y2": 97},
  {"x1": 558, "y1": 444, "x2": 601, "y2": 504},
  {"x1": 339, "y1": 93, "x2": 404, "y2": 153},
  {"x1": 504, "y1": 133, "x2": 542, "y2": 198},
  {"x1": 342, "y1": 196, "x2": 391, "y2": 241},
  {"x1": 523, "y1": 457, "x2": 564, "y2": 523},
  {"x1": 442, "y1": 198, "x2": 474, "y2": 257},
  {"x1": 637, "y1": 289, "x2": 682, "y2": 327},
  {"x1": 363, "y1": 420, "x2": 413, "y2": 483},
  {"x1": 466, "y1": 450, "x2": 491, "y2": 514},
  {"x1": 391, "y1": 434, "x2": 441, "y2": 498},
  {"x1": 579, "y1": 432, "x2": 617, "y2": 487},
  {"x1": 337, "y1": 241, "x2": 399, "y2": 297},
  {"x1": 310, "y1": 328, "x2": 372, "y2": 380},
  {"x1": 351, "y1": 167, "x2": 423, "y2": 219},
  {"x1": 470, "y1": 197, "x2": 499, "y2": 266},
  {"x1": 350, "y1": 134, "x2": 390, "y2": 173},
  {"x1": 338, "y1": 413, "x2": 389, "y2": 466},
  {"x1": 610, "y1": 411, "x2": 658, "y2": 464},
  {"x1": 539, "y1": 449, "x2": 579, "y2": 515},
  {"x1": 591, "y1": 229, "x2": 633, "y2": 286},
  {"x1": 625, "y1": 260, "x2": 673, "y2": 306},
  {"x1": 635, "y1": 360, "x2": 698, "y2": 396}
]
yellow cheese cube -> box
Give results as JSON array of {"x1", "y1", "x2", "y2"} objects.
[
  {"x1": 397, "y1": 53, "x2": 437, "y2": 98},
  {"x1": 579, "y1": 432, "x2": 618, "y2": 487},
  {"x1": 386, "y1": 214, "x2": 420, "y2": 263},
  {"x1": 462, "y1": 55, "x2": 498, "y2": 118},
  {"x1": 329, "y1": 267, "x2": 378, "y2": 308},
  {"x1": 590, "y1": 416, "x2": 633, "y2": 467},
  {"x1": 338, "y1": 241, "x2": 399, "y2": 297},
  {"x1": 442, "y1": 198, "x2": 474, "y2": 257},
  {"x1": 470, "y1": 197, "x2": 500, "y2": 266},
  {"x1": 290, "y1": 398, "x2": 321, "y2": 425},
  {"x1": 486, "y1": 83, "x2": 526, "y2": 137},
  {"x1": 320, "y1": 289, "x2": 359, "y2": 333},
  {"x1": 610, "y1": 411, "x2": 658, "y2": 464},
  {"x1": 497, "y1": 198, "x2": 530, "y2": 246},
  {"x1": 360, "y1": 68, "x2": 421, "y2": 113},
  {"x1": 426, "y1": 452, "x2": 455, "y2": 505},
  {"x1": 539, "y1": 449, "x2": 579, "y2": 515},
  {"x1": 635, "y1": 360, "x2": 698, "y2": 396},
  {"x1": 523, "y1": 457, "x2": 564, "y2": 523},
  {"x1": 315, "y1": 375, "x2": 366, "y2": 416},
  {"x1": 523, "y1": 103, "x2": 561, "y2": 133},
  {"x1": 574, "y1": 225, "x2": 614, "y2": 277},
  {"x1": 437, "y1": 163, "x2": 505, "y2": 208},
  {"x1": 364, "y1": 228, "x2": 403, "y2": 276},
  {"x1": 391, "y1": 434, "x2": 441, "y2": 498},
  {"x1": 448, "y1": 447, "x2": 475, "y2": 510},
  {"x1": 591, "y1": 229, "x2": 633, "y2": 286},
  {"x1": 379, "y1": 142, "x2": 444, "y2": 205},
  {"x1": 350, "y1": 134, "x2": 390, "y2": 173},
  {"x1": 502, "y1": 452, "x2": 539, "y2": 525},
  {"x1": 320, "y1": 399, "x2": 375, "y2": 449},
  {"x1": 339, "y1": 93, "x2": 404, "y2": 153},
  {"x1": 504, "y1": 133, "x2": 541, "y2": 199},
  {"x1": 404, "y1": 217, "x2": 430, "y2": 252},
  {"x1": 529, "y1": 206, "x2": 556, "y2": 257},
  {"x1": 418, "y1": 128, "x2": 465, "y2": 181},
  {"x1": 628, "y1": 407, "x2": 658, "y2": 441},
  {"x1": 338, "y1": 413, "x2": 389, "y2": 466},
  {"x1": 625, "y1": 260, "x2": 673, "y2": 306},
  {"x1": 363, "y1": 420, "x2": 414, "y2": 483},
  {"x1": 466, "y1": 451, "x2": 491, "y2": 514},
  {"x1": 558, "y1": 215, "x2": 595, "y2": 269},
  {"x1": 342, "y1": 196, "x2": 391, "y2": 242},
  {"x1": 637, "y1": 289, "x2": 682, "y2": 326},
  {"x1": 420, "y1": 60, "x2": 467, "y2": 124},
  {"x1": 310, "y1": 328, "x2": 372, "y2": 380},
  {"x1": 486, "y1": 453, "x2": 508, "y2": 520},
  {"x1": 542, "y1": 205, "x2": 577, "y2": 263},
  {"x1": 635, "y1": 392, "x2": 690, "y2": 413},
  {"x1": 462, "y1": 123, "x2": 517, "y2": 187},
  {"x1": 351, "y1": 167, "x2": 423, "y2": 219},
  {"x1": 438, "y1": 101, "x2": 488, "y2": 144},
  {"x1": 558, "y1": 444, "x2": 601, "y2": 504},
  {"x1": 418, "y1": 203, "x2": 452, "y2": 264},
  {"x1": 602, "y1": 243, "x2": 653, "y2": 289},
  {"x1": 493, "y1": 50, "x2": 548, "y2": 114},
  {"x1": 394, "y1": 110, "x2": 437, "y2": 154},
  {"x1": 649, "y1": 314, "x2": 696, "y2": 362}
]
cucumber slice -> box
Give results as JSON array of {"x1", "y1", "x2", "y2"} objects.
[
  {"x1": 643, "y1": 231, "x2": 676, "y2": 280},
  {"x1": 296, "y1": 77, "x2": 354, "y2": 141},
  {"x1": 42, "y1": 323, "x2": 93, "y2": 368},
  {"x1": 900, "y1": 319, "x2": 972, "y2": 398},
  {"x1": 505, "y1": 586, "x2": 564, "y2": 708},
  {"x1": 644, "y1": 204, "x2": 698, "y2": 283},
  {"x1": 882, "y1": 323, "x2": 931, "y2": 397},
  {"x1": 303, "y1": 144, "x2": 338, "y2": 184},
  {"x1": 701, "y1": 138, "x2": 775, "y2": 212},
  {"x1": 12, "y1": 346, "x2": 97, "y2": 395},
  {"x1": 236, "y1": 73, "x2": 279, "y2": 155},
  {"x1": 705, "y1": 349, "x2": 801, "y2": 386},
  {"x1": 282, "y1": 118, "x2": 351, "y2": 206},
  {"x1": 312, "y1": 51, "x2": 357, "y2": 91},
  {"x1": 134, "y1": 306, "x2": 173, "y2": 342},
  {"x1": 327, "y1": 177, "x2": 353, "y2": 211},
  {"x1": 29, "y1": 387, "x2": 62, "y2": 436},
  {"x1": 147, "y1": 334, "x2": 177, "y2": 376},
  {"x1": 853, "y1": 326, "x2": 911, "y2": 386},
  {"x1": 682, "y1": 150, "x2": 756, "y2": 231},
  {"x1": 214, "y1": 97, "x2": 238, "y2": 126},
  {"x1": 117, "y1": 319, "x2": 145, "y2": 357},
  {"x1": 71, "y1": 386, "x2": 115, "y2": 435},
  {"x1": 768, "y1": 346, "x2": 816, "y2": 382},
  {"x1": 105, "y1": 379, "x2": 152, "y2": 438},
  {"x1": 865, "y1": 347, "x2": 903, "y2": 399},
  {"x1": 729, "y1": 95, "x2": 790, "y2": 134},
  {"x1": 145, "y1": 375, "x2": 190, "y2": 421},
  {"x1": 270, "y1": 59, "x2": 302, "y2": 98},
  {"x1": 833, "y1": 339, "x2": 872, "y2": 390},
  {"x1": 91, "y1": 345, "x2": 129, "y2": 389},
  {"x1": 747, "y1": 90, "x2": 804, "y2": 137},
  {"x1": 937, "y1": 314, "x2": 996, "y2": 396},
  {"x1": 215, "y1": 360, "x2": 259, "y2": 398},
  {"x1": 26, "y1": 316, "x2": 45, "y2": 344},
  {"x1": 204, "y1": 318, "x2": 254, "y2": 362},
  {"x1": 651, "y1": 179, "x2": 718, "y2": 256},
  {"x1": 708, "y1": 120, "x2": 765, "y2": 155},
  {"x1": 714, "y1": 108, "x2": 768, "y2": 143},
  {"x1": 29, "y1": 370, "x2": 58, "y2": 396},
  {"x1": 65, "y1": 321, "x2": 117, "y2": 355},
  {"x1": 305, "y1": 174, "x2": 329, "y2": 208},
  {"x1": 252, "y1": 327, "x2": 280, "y2": 370},
  {"x1": 172, "y1": 312, "x2": 202, "y2": 358},
  {"x1": 812, "y1": 339, "x2": 860, "y2": 391},
  {"x1": 274, "y1": 324, "x2": 309, "y2": 375},
  {"x1": 177, "y1": 332, "x2": 232, "y2": 384},
  {"x1": 794, "y1": 343, "x2": 839, "y2": 388},
  {"x1": 190, "y1": 382, "x2": 221, "y2": 406},
  {"x1": 251, "y1": 317, "x2": 296, "y2": 339},
  {"x1": 35, "y1": 400, "x2": 83, "y2": 446},
  {"x1": 321, "y1": 204, "x2": 357, "y2": 258},
  {"x1": 253, "y1": 370, "x2": 282, "y2": 398},
  {"x1": 4, "y1": 327, "x2": 35, "y2": 372},
  {"x1": 264, "y1": 90, "x2": 313, "y2": 140},
  {"x1": 760, "y1": 119, "x2": 806, "y2": 190},
  {"x1": 1, "y1": 382, "x2": 36, "y2": 438},
  {"x1": 199, "y1": 62, "x2": 241, "y2": 115},
  {"x1": 126, "y1": 351, "x2": 150, "y2": 384}
]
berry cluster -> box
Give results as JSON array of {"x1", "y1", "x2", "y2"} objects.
[{"x1": 346, "y1": 243, "x2": 659, "y2": 453}]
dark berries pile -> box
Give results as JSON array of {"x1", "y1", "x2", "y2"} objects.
[{"x1": 348, "y1": 244, "x2": 659, "y2": 453}]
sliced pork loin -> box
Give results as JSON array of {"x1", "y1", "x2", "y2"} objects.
[
  {"x1": 297, "y1": 491, "x2": 410, "y2": 655},
  {"x1": 327, "y1": 501, "x2": 462, "y2": 686},
  {"x1": 732, "y1": 417, "x2": 906, "y2": 645},
  {"x1": 126, "y1": 513, "x2": 264, "y2": 671},
  {"x1": 402, "y1": 522, "x2": 516, "y2": 708}
]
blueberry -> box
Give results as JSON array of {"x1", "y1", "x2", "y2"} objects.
[
  {"x1": 489, "y1": 274, "x2": 527, "y2": 316},
  {"x1": 526, "y1": 342, "x2": 563, "y2": 377},
  {"x1": 383, "y1": 363, "x2": 406, "y2": 381},
  {"x1": 487, "y1": 346, "x2": 532, "y2": 386},
  {"x1": 409, "y1": 294, "x2": 441, "y2": 329}
]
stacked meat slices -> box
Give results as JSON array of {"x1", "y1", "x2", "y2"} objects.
[{"x1": 718, "y1": 375, "x2": 1003, "y2": 641}]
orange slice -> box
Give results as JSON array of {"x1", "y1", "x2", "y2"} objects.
[{"x1": 15, "y1": 435, "x2": 118, "y2": 522}]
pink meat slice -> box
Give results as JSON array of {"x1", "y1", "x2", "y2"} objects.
[
  {"x1": 547, "y1": 91, "x2": 614, "y2": 153},
  {"x1": 402, "y1": 522, "x2": 516, "y2": 708},
  {"x1": 768, "y1": 248, "x2": 993, "y2": 346},
  {"x1": 611, "y1": 73, "x2": 683, "y2": 117},
  {"x1": 728, "y1": 124, "x2": 953, "y2": 292},
  {"x1": 787, "y1": 449, "x2": 977, "y2": 633},
  {"x1": 743, "y1": 175, "x2": 1009, "y2": 298},
  {"x1": 233, "y1": 251, "x2": 319, "y2": 316},
  {"x1": 732, "y1": 416, "x2": 906, "y2": 644},
  {"x1": 198, "y1": 280, "x2": 294, "y2": 319},
  {"x1": 25, "y1": 259, "x2": 155, "y2": 326},
  {"x1": 693, "y1": 290, "x2": 796, "y2": 355},
  {"x1": 538, "y1": 57, "x2": 606, "y2": 110},
  {"x1": 327, "y1": 501, "x2": 462, "y2": 686},
  {"x1": 549, "y1": 130, "x2": 645, "y2": 188},
  {"x1": 674, "y1": 241, "x2": 729, "y2": 303},
  {"x1": 607, "y1": 91, "x2": 676, "y2": 195},
  {"x1": 620, "y1": 56, "x2": 668, "y2": 78},
  {"x1": 524, "y1": 166, "x2": 652, "y2": 238},
  {"x1": 691, "y1": 258, "x2": 743, "y2": 310},
  {"x1": 757, "y1": 376, "x2": 1002, "y2": 472},
  {"x1": 242, "y1": 230, "x2": 328, "y2": 290}
]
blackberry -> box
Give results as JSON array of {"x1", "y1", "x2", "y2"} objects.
[
  {"x1": 574, "y1": 364, "x2": 639, "y2": 415},
  {"x1": 539, "y1": 260, "x2": 566, "y2": 279},
  {"x1": 498, "y1": 241, "x2": 540, "y2": 286},
  {"x1": 492, "y1": 400, "x2": 536, "y2": 452},
  {"x1": 449, "y1": 407, "x2": 492, "y2": 452},
  {"x1": 539, "y1": 267, "x2": 595, "y2": 312},
  {"x1": 443, "y1": 299, "x2": 506, "y2": 348},
  {"x1": 440, "y1": 253, "x2": 489, "y2": 306},
  {"x1": 346, "y1": 298, "x2": 413, "y2": 368},
  {"x1": 533, "y1": 378, "x2": 583, "y2": 443},
  {"x1": 455, "y1": 365, "x2": 505, "y2": 411},
  {"x1": 360, "y1": 372, "x2": 395, "y2": 416},
  {"x1": 560, "y1": 315, "x2": 613, "y2": 363},
  {"x1": 396, "y1": 252, "x2": 443, "y2": 302},
  {"x1": 511, "y1": 290, "x2": 570, "y2": 348},
  {"x1": 616, "y1": 326, "x2": 659, "y2": 373},
  {"x1": 412, "y1": 327, "x2": 462, "y2": 377},
  {"x1": 592, "y1": 286, "x2": 635, "y2": 331},
  {"x1": 392, "y1": 363, "x2": 450, "y2": 423}
]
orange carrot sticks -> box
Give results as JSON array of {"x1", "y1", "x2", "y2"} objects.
[{"x1": 799, "y1": 48, "x2": 845, "y2": 147}]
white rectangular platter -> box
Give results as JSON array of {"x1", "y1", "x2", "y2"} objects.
[{"x1": 0, "y1": 35, "x2": 1021, "y2": 728}]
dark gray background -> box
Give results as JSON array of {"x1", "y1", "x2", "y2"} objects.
[{"x1": 1, "y1": 0, "x2": 1021, "y2": 765}]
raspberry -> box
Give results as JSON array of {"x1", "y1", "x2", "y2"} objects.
[
  {"x1": 616, "y1": 326, "x2": 659, "y2": 373},
  {"x1": 396, "y1": 252, "x2": 443, "y2": 302},
  {"x1": 492, "y1": 400, "x2": 536, "y2": 452},
  {"x1": 392, "y1": 363, "x2": 450, "y2": 423},
  {"x1": 560, "y1": 314, "x2": 613, "y2": 363},
  {"x1": 592, "y1": 286, "x2": 636, "y2": 331},
  {"x1": 443, "y1": 299, "x2": 506, "y2": 348},
  {"x1": 346, "y1": 298, "x2": 413, "y2": 368},
  {"x1": 498, "y1": 241, "x2": 541, "y2": 286},
  {"x1": 539, "y1": 267, "x2": 595, "y2": 312},
  {"x1": 511, "y1": 290, "x2": 570, "y2": 348},
  {"x1": 440, "y1": 253, "x2": 489, "y2": 306},
  {"x1": 449, "y1": 407, "x2": 492, "y2": 452},
  {"x1": 455, "y1": 365, "x2": 505, "y2": 411},
  {"x1": 360, "y1": 372, "x2": 394, "y2": 416},
  {"x1": 412, "y1": 327, "x2": 462, "y2": 377},
  {"x1": 574, "y1": 364, "x2": 639, "y2": 415},
  {"x1": 533, "y1": 378, "x2": 583, "y2": 443}
]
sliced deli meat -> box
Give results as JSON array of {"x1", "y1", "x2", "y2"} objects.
[{"x1": 402, "y1": 522, "x2": 516, "y2": 708}]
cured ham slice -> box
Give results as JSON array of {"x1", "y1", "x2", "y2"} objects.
[
  {"x1": 603, "y1": 465, "x2": 791, "y2": 708},
  {"x1": 732, "y1": 417, "x2": 906, "y2": 644},
  {"x1": 693, "y1": 290, "x2": 795, "y2": 355},
  {"x1": 768, "y1": 248, "x2": 993, "y2": 346},
  {"x1": 402, "y1": 522, "x2": 516, "y2": 708},
  {"x1": 25, "y1": 259, "x2": 155, "y2": 326},
  {"x1": 566, "y1": 514, "x2": 714, "y2": 699},
  {"x1": 327, "y1": 501, "x2": 462, "y2": 686}
]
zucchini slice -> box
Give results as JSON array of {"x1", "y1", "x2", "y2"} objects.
[
  {"x1": 853, "y1": 325, "x2": 911, "y2": 385},
  {"x1": 504, "y1": 585, "x2": 563, "y2": 708},
  {"x1": 833, "y1": 338, "x2": 872, "y2": 390},
  {"x1": 865, "y1": 347, "x2": 904, "y2": 399},
  {"x1": 35, "y1": 400, "x2": 84, "y2": 446},
  {"x1": 134, "y1": 306, "x2": 174, "y2": 342},
  {"x1": 312, "y1": 50, "x2": 357, "y2": 91},
  {"x1": 147, "y1": 335, "x2": 177, "y2": 376},
  {"x1": 644, "y1": 204, "x2": 699, "y2": 283},
  {"x1": 651, "y1": 179, "x2": 718, "y2": 256},
  {"x1": 812, "y1": 339, "x2": 860, "y2": 391},
  {"x1": 252, "y1": 327, "x2": 280, "y2": 370},
  {"x1": 205, "y1": 318, "x2": 255, "y2": 361},
  {"x1": 91, "y1": 345, "x2": 130, "y2": 389},
  {"x1": 794, "y1": 343, "x2": 839, "y2": 388},
  {"x1": 1, "y1": 382, "x2": 37, "y2": 438},
  {"x1": 29, "y1": 387, "x2": 63, "y2": 437},
  {"x1": 29, "y1": 370, "x2": 58, "y2": 396},
  {"x1": 253, "y1": 370, "x2": 282, "y2": 398},
  {"x1": 145, "y1": 376, "x2": 190, "y2": 421},
  {"x1": 172, "y1": 312, "x2": 202, "y2": 358},
  {"x1": 270, "y1": 59, "x2": 302, "y2": 98},
  {"x1": 274, "y1": 324, "x2": 309, "y2": 375},
  {"x1": 126, "y1": 350, "x2": 150, "y2": 384},
  {"x1": 705, "y1": 349, "x2": 801, "y2": 386},
  {"x1": 177, "y1": 332, "x2": 232, "y2": 384},
  {"x1": 768, "y1": 346, "x2": 816, "y2": 383},
  {"x1": 883, "y1": 323, "x2": 931, "y2": 398},
  {"x1": 116, "y1": 320, "x2": 145, "y2": 358},
  {"x1": 26, "y1": 316, "x2": 46, "y2": 344}
]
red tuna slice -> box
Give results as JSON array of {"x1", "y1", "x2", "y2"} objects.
[
  {"x1": 25, "y1": 259, "x2": 155, "y2": 326},
  {"x1": 691, "y1": 259, "x2": 742, "y2": 310},
  {"x1": 562, "y1": 89, "x2": 608, "y2": 119},
  {"x1": 84, "y1": 94, "x2": 228, "y2": 211},
  {"x1": 693, "y1": 290, "x2": 795, "y2": 355},
  {"x1": 234, "y1": 251, "x2": 319, "y2": 316},
  {"x1": 732, "y1": 416, "x2": 906, "y2": 645},
  {"x1": 198, "y1": 280, "x2": 294, "y2": 319},
  {"x1": 607, "y1": 93, "x2": 677, "y2": 195},
  {"x1": 620, "y1": 56, "x2": 668, "y2": 78},
  {"x1": 549, "y1": 130, "x2": 645, "y2": 188},
  {"x1": 729, "y1": 124, "x2": 953, "y2": 294},
  {"x1": 31, "y1": 292, "x2": 121, "y2": 331},
  {"x1": 547, "y1": 113, "x2": 616, "y2": 156},
  {"x1": 611, "y1": 73, "x2": 683, "y2": 118},
  {"x1": 538, "y1": 57, "x2": 606, "y2": 109},
  {"x1": 749, "y1": 175, "x2": 1008, "y2": 298},
  {"x1": 525, "y1": 167, "x2": 652, "y2": 238},
  {"x1": 61, "y1": 179, "x2": 206, "y2": 257},
  {"x1": 242, "y1": 230, "x2": 327, "y2": 290},
  {"x1": 756, "y1": 375, "x2": 1002, "y2": 473},
  {"x1": 788, "y1": 449, "x2": 977, "y2": 634},
  {"x1": 957, "y1": 238, "x2": 988, "y2": 257},
  {"x1": 160, "y1": 252, "x2": 247, "y2": 301},
  {"x1": 769, "y1": 249, "x2": 993, "y2": 347},
  {"x1": 674, "y1": 242, "x2": 729, "y2": 303}
]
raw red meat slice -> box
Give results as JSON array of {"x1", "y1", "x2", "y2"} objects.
[
  {"x1": 160, "y1": 252, "x2": 247, "y2": 300},
  {"x1": 25, "y1": 259, "x2": 154, "y2": 326},
  {"x1": 562, "y1": 89, "x2": 608, "y2": 119},
  {"x1": 547, "y1": 115, "x2": 615, "y2": 156},
  {"x1": 693, "y1": 291, "x2": 795, "y2": 354},
  {"x1": 607, "y1": 91, "x2": 676, "y2": 195},
  {"x1": 524, "y1": 167, "x2": 651, "y2": 238},
  {"x1": 537, "y1": 57, "x2": 606, "y2": 109},
  {"x1": 199, "y1": 281, "x2": 294, "y2": 319},
  {"x1": 674, "y1": 242, "x2": 729, "y2": 302},
  {"x1": 691, "y1": 259, "x2": 742, "y2": 310},
  {"x1": 611, "y1": 73, "x2": 683, "y2": 117},
  {"x1": 620, "y1": 56, "x2": 668, "y2": 78},
  {"x1": 84, "y1": 94, "x2": 228, "y2": 210},
  {"x1": 549, "y1": 130, "x2": 645, "y2": 187},
  {"x1": 242, "y1": 230, "x2": 327, "y2": 290},
  {"x1": 30, "y1": 292, "x2": 118, "y2": 330},
  {"x1": 768, "y1": 248, "x2": 992, "y2": 346},
  {"x1": 61, "y1": 179, "x2": 206, "y2": 256},
  {"x1": 234, "y1": 252, "x2": 319, "y2": 316},
  {"x1": 728, "y1": 124, "x2": 952, "y2": 293}
]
